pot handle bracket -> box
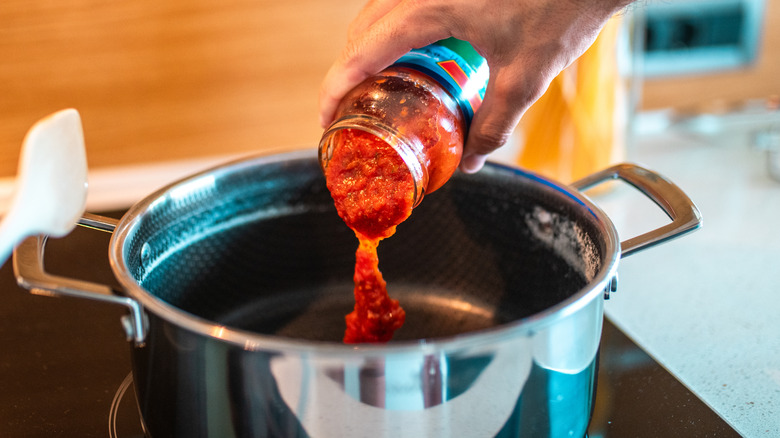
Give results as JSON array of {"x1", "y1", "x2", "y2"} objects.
[
  {"x1": 12, "y1": 213, "x2": 147, "y2": 346},
  {"x1": 571, "y1": 163, "x2": 703, "y2": 258}
]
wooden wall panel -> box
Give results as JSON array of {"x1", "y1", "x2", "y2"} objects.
[
  {"x1": 1, "y1": 1, "x2": 777, "y2": 177},
  {"x1": 0, "y1": 0, "x2": 363, "y2": 177}
]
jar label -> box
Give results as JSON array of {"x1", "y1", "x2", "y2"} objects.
[{"x1": 393, "y1": 38, "x2": 489, "y2": 127}]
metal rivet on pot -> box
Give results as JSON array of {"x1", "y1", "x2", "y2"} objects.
[
  {"x1": 603, "y1": 274, "x2": 618, "y2": 300},
  {"x1": 140, "y1": 242, "x2": 152, "y2": 270},
  {"x1": 120, "y1": 314, "x2": 135, "y2": 342}
]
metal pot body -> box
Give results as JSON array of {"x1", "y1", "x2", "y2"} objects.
[
  {"x1": 14, "y1": 150, "x2": 701, "y2": 438},
  {"x1": 133, "y1": 297, "x2": 602, "y2": 438}
]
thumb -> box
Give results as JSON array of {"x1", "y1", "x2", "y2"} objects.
[{"x1": 459, "y1": 66, "x2": 546, "y2": 173}]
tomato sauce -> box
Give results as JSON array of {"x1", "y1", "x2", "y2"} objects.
[
  {"x1": 322, "y1": 68, "x2": 467, "y2": 343},
  {"x1": 325, "y1": 129, "x2": 411, "y2": 343}
]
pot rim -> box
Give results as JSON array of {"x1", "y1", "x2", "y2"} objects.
[{"x1": 108, "y1": 149, "x2": 620, "y2": 355}]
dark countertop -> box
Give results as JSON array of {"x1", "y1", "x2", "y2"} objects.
[{"x1": 0, "y1": 214, "x2": 738, "y2": 437}]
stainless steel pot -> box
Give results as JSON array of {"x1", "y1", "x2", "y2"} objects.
[{"x1": 14, "y1": 151, "x2": 701, "y2": 438}]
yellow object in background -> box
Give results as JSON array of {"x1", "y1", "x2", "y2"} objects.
[{"x1": 517, "y1": 17, "x2": 627, "y2": 184}]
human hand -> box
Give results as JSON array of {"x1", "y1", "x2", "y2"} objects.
[{"x1": 319, "y1": 0, "x2": 632, "y2": 173}]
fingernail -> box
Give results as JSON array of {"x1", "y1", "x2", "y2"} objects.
[{"x1": 460, "y1": 154, "x2": 487, "y2": 174}]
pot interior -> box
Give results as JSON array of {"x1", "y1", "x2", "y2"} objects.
[{"x1": 119, "y1": 153, "x2": 609, "y2": 342}]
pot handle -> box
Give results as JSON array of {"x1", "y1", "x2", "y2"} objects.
[
  {"x1": 571, "y1": 163, "x2": 702, "y2": 258},
  {"x1": 13, "y1": 213, "x2": 147, "y2": 345}
]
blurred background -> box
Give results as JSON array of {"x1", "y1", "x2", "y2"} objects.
[
  {"x1": 0, "y1": 0, "x2": 778, "y2": 204},
  {"x1": 1, "y1": 2, "x2": 778, "y2": 436}
]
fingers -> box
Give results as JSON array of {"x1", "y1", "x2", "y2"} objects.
[
  {"x1": 318, "y1": 3, "x2": 451, "y2": 128},
  {"x1": 460, "y1": 65, "x2": 544, "y2": 173},
  {"x1": 459, "y1": 154, "x2": 489, "y2": 174},
  {"x1": 347, "y1": 0, "x2": 401, "y2": 41},
  {"x1": 319, "y1": 61, "x2": 373, "y2": 128}
]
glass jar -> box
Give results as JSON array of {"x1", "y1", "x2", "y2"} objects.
[{"x1": 319, "y1": 38, "x2": 488, "y2": 207}]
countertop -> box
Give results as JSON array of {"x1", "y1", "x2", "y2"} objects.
[{"x1": 594, "y1": 110, "x2": 780, "y2": 437}]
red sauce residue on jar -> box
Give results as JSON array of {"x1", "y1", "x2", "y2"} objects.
[
  {"x1": 323, "y1": 69, "x2": 464, "y2": 344},
  {"x1": 325, "y1": 130, "x2": 416, "y2": 242}
]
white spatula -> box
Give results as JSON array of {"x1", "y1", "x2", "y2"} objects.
[{"x1": 0, "y1": 109, "x2": 88, "y2": 267}]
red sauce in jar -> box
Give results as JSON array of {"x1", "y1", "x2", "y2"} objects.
[
  {"x1": 322, "y1": 68, "x2": 465, "y2": 343},
  {"x1": 325, "y1": 129, "x2": 416, "y2": 241}
]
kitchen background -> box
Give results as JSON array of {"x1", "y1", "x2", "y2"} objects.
[
  {"x1": 0, "y1": 0, "x2": 778, "y2": 184},
  {"x1": 1, "y1": 0, "x2": 779, "y2": 437}
]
